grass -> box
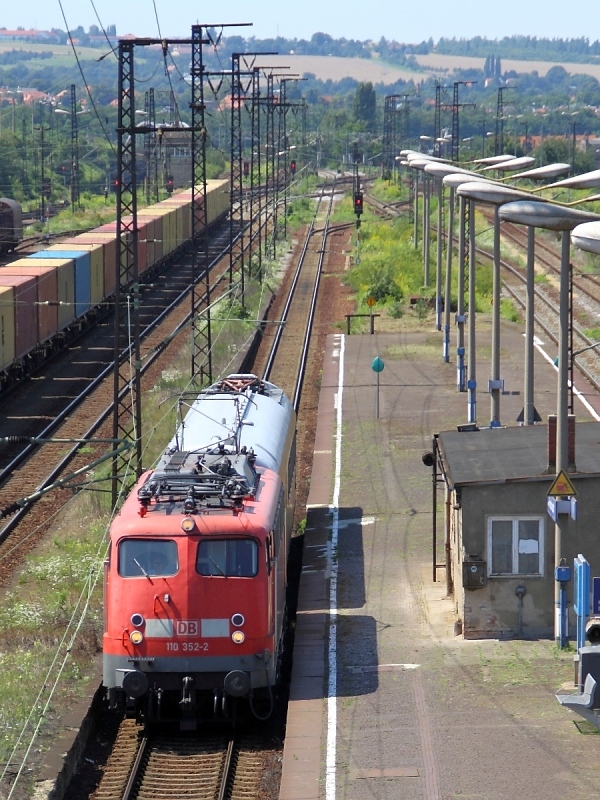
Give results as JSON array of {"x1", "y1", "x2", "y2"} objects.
[{"x1": 583, "y1": 327, "x2": 600, "y2": 341}]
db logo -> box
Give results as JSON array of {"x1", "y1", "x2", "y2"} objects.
[{"x1": 176, "y1": 620, "x2": 199, "y2": 636}]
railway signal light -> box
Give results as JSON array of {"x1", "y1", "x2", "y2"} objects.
[
  {"x1": 290, "y1": 159, "x2": 297, "y2": 176},
  {"x1": 113, "y1": 178, "x2": 120, "y2": 192},
  {"x1": 243, "y1": 160, "x2": 249, "y2": 177},
  {"x1": 166, "y1": 175, "x2": 174, "y2": 194},
  {"x1": 353, "y1": 191, "x2": 363, "y2": 216}
]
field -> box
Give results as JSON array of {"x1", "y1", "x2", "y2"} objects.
[
  {"x1": 0, "y1": 41, "x2": 99, "y2": 60},
  {"x1": 414, "y1": 52, "x2": 600, "y2": 81},
  {"x1": 245, "y1": 54, "x2": 422, "y2": 84}
]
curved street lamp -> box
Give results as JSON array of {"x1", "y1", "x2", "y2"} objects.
[
  {"x1": 498, "y1": 200, "x2": 600, "y2": 647},
  {"x1": 456, "y1": 181, "x2": 537, "y2": 426}
]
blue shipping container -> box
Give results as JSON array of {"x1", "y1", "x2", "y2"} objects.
[{"x1": 29, "y1": 250, "x2": 92, "y2": 318}]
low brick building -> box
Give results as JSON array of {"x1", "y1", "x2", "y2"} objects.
[{"x1": 435, "y1": 417, "x2": 600, "y2": 638}]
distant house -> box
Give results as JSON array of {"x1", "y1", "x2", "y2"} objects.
[
  {"x1": 16, "y1": 88, "x2": 53, "y2": 105},
  {"x1": 0, "y1": 29, "x2": 59, "y2": 43}
]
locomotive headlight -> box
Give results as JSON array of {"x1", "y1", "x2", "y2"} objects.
[
  {"x1": 231, "y1": 630, "x2": 245, "y2": 644},
  {"x1": 181, "y1": 517, "x2": 196, "y2": 533},
  {"x1": 131, "y1": 613, "x2": 144, "y2": 627},
  {"x1": 130, "y1": 630, "x2": 144, "y2": 645},
  {"x1": 231, "y1": 613, "x2": 245, "y2": 627}
]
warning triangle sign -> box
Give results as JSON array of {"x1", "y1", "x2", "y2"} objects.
[{"x1": 547, "y1": 469, "x2": 577, "y2": 497}]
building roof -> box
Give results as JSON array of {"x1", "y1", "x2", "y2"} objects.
[{"x1": 437, "y1": 422, "x2": 600, "y2": 488}]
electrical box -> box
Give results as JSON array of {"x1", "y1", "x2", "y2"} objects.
[{"x1": 463, "y1": 560, "x2": 487, "y2": 590}]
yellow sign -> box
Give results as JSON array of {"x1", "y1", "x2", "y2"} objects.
[
  {"x1": 547, "y1": 469, "x2": 577, "y2": 497},
  {"x1": 366, "y1": 296, "x2": 376, "y2": 307}
]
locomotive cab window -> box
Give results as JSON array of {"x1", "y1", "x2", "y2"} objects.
[
  {"x1": 197, "y1": 539, "x2": 258, "y2": 577},
  {"x1": 119, "y1": 539, "x2": 179, "y2": 577}
]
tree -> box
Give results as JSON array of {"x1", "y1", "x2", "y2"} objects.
[{"x1": 353, "y1": 82, "x2": 376, "y2": 131}]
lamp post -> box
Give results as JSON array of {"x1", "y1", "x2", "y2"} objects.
[
  {"x1": 571, "y1": 220, "x2": 600, "y2": 409},
  {"x1": 406, "y1": 156, "x2": 433, "y2": 278},
  {"x1": 442, "y1": 172, "x2": 485, "y2": 397},
  {"x1": 456, "y1": 182, "x2": 540, "y2": 428},
  {"x1": 498, "y1": 201, "x2": 600, "y2": 647},
  {"x1": 425, "y1": 162, "x2": 482, "y2": 358}
]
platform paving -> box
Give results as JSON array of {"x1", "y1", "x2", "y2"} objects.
[{"x1": 281, "y1": 316, "x2": 600, "y2": 800}]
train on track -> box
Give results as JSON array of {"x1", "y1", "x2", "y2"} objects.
[
  {"x1": 0, "y1": 197, "x2": 23, "y2": 254},
  {"x1": 103, "y1": 373, "x2": 296, "y2": 727},
  {"x1": 0, "y1": 181, "x2": 229, "y2": 392}
]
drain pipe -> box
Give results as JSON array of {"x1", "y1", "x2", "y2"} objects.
[{"x1": 515, "y1": 585, "x2": 526, "y2": 637}]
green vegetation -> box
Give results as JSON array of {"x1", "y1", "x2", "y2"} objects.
[
  {"x1": 500, "y1": 298, "x2": 521, "y2": 323},
  {"x1": 583, "y1": 327, "x2": 600, "y2": 342},
  {"x1": 344, "y1": 201, "x2": 496, "y2": 324}
]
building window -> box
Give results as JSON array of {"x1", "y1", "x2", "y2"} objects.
[{"x1": 487, "y1": 516, "x2": 544, "y2": 576}]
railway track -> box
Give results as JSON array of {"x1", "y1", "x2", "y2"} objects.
[
  {"x1": 92, "y1": 721, "x2": 267, "y2": 800},
  {"x1": 67, "y1": 179, "x2": 345, "y2": 800},
  {"x1": 257, "y1": 181, "x2": 336, "y2": 405}
]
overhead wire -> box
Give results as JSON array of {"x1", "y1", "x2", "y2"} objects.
[
  {"x1": 0, "y1": 473, "x2": 130, "y2": 798},
  {"x1": 89, "y1": 0, "x2": 118, "y2": 60},
  {"x1": 56, "y1": 0, "x2": 116, "y2": 156}
]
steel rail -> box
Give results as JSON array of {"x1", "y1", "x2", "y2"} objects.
[{"x1": 262, "y1": 180, "x2": 336, "y2": 413}]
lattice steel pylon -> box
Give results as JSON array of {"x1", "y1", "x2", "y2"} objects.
[
  {"x1": 144, "y1": 88, "x2": 159, "y2": 205},
  {"x1": 112, "y1": 40, "x2": 142, "y2": 506},
  {"x1": 448, "y1": 81, "x2": 476, "y2": 163},
  {"x1": 266, "y1": 72, "x2": 277, "y2": 259},
  {"x1": 190, "y1": 25, "x2": 212, "y2": 384},
  {"x1": 382, "y1": 95, "x2": 400, "y2": 180},
  {"x1": 70, "y1": 84, "x2": 80, "y2": 209},
  {"x1": 494, "y1": 86, "x2": 512, "y2": 156},
  {"x1": 229, "y1": 53, "x2": 245, "y2": 298},
  {"x1": 249, "y1": 67, "x2": 262, "y2": 281},
  {"x1": 434, "y1": 82, "x2": 443, "y2": 158}
]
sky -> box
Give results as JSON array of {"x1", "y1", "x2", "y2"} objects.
[{"x1": 4, "y1": 0, "x2": 600, "y2": 44}]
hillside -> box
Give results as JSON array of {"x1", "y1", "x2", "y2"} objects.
[
  {"x1": 414, "y1": 52, "x2": 600, "y2": 81},
  {"x1": 250, "y1": 54, "x2": 423, "y2": 85}
]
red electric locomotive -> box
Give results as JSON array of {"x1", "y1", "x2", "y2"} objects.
[{"x1": 103, "y1": 374, "x2": 296, "y2": 726}]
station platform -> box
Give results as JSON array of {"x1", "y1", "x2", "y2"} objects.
[{"x1": 280, "y1": 317, "x2": 600, "y2": 800}]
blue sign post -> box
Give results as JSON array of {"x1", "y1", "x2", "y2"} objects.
[
  {"x1": 574, "y1": 554, "x2": 590, "y2": 654},
  {"x1": 372, "y1": 357, "x2": 384, "y2": 419}
]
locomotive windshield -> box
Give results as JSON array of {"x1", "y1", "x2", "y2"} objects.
[
  {"x1": 118, "y1": 539, "x2": 179, "y2": 577},
  {"x1": 197, "y1": 539, "x2": 258, "y2": 577}
]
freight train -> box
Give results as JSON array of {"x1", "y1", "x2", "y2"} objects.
[
  {"x1": 0, "y1": 197, "x2": 23, "y2": 254},
  {"x1": 103, "y1": 374, "x2": 296, "y2": 727},
  {"x1": 0, "y1": 180, "x2": 229, "y2": 391}
]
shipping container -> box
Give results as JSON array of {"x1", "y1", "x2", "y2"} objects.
[
  {"x1": 138, "y1": 211, "x2": 163, "y2": 263},
  {"x1": 96, "y1": 221, "x2": 149, "y2": 275},
  {"x1": 0, "y1": 274, "x2": 38, "y2": 358},
  {"x1": 22, "y1": 258, "x2": 75, "y2": 331},
  {"x1": 68, "y1": 233, "x2": 118, "y2": 298},
  {"x1": 206, "y1": 179, "x2": 230, "y2": 226},
  {"x1": 0, "y1": 285, "x2": 15, "y2": 372},
  {"x1": 32, "y1": 250, "x2": 91, "y2": 318},
  {"x1": 47, "y1": 243, "x2": 105, "y2": 306},
  {"x1": 153, "y1": 207, "x2": 178, "y2": 255},
  {"x1": 1, "y1": 262, "x2": 60, "y2": 343}
]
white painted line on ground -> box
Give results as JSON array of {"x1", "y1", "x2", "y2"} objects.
[
  {"x1": 534, "y1": 339, "x2": 600, "y2": 421},
  {"x1": 326, "y1": 334, "x2": 344, "y2": 800},
  {"x1": 338, "y1": 516, "x2": 376, "y2": 528}
]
